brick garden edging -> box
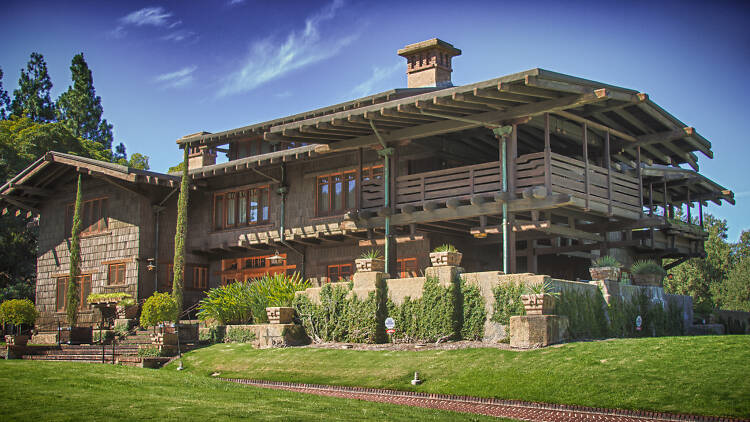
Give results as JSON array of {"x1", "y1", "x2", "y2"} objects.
[{"x1": 222, "y1": 378, "x2": 749, "y2": 422}]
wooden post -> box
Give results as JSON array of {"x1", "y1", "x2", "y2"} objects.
[
  {"x1": 527, "y1": 240, "x2": 538, "y2": 274},
  {"x1": 686, "y1": 189, "x2": 691, "y2": 223},
  {"x1": 357, "y1": 147, "x2": 363, "y2": 209},
  {"x1": 636, "y1": 146, "x2": 643, "y2": 217},
  {"x1": 544, "y1": 113, "x2": 551, "y2": 193},
  {"x1": 388, "y1": 147, "x2": 398, "y2": 276},
  {"x1": 699, "y1": 201, "x2": 704, "y2": 228},
  {"x1": 648, "y1": 183, "x2": 654, "y2": 216},
  {"x1": 583, "y1": 122, "x2": 590, "y2": 210},
  {"x1": 605, "y1": 131, "x2": 612, "y2": 216},
  {"x1": 663, "y1": 179, "x2": 668, "y2": 218},
  {"x1": 509, "y1": 124, "x2": 518, "y2": 195}
]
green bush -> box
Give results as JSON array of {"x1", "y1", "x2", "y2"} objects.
[
  {"x1": 224, "y1": 326, "x2": 257, "y2": 343},
  {"x1": 198, "y1": 273, "x2": 310, "y2": 325},
  {"x1": 0, "y1": 298, "x2": 38, "y2": 332},
  {"x1": 631, "y1": 260, "x2": 666, "y2": 276},
  {"x1": 137, "y1": 345, "x2": 163, "y2": 358},
  {"x1": 199, "y1": 326, "x2": 226, "y2": 344},
  {"x1": 294, "y1": 276, "x2": 486, "y2": 344},
  {"x1": 554, "y1": 288, "x2": 608, "y2": 339},
  {"x1": 491, "y1": 282, "x2": 525, "y2": 325},
  {"x1": 140, "y1": 293, "x2": 178, "y2": 329},
  {"x1": 593, "y1": 255, "x2": 622, "y2": 268}
]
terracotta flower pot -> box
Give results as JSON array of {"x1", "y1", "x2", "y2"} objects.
[
  {"x1": 521, "y1": 294, "x2": 556, "y2": 315},
  {"x1": 632, "y1": 273, "x2": 664, "y2": 287},
  {"x1": 589, "y1": 266, "x2": 621, "y2": 281},
  {"x1": 266, "y1": 307, "x2": 295, "y2": 324},
  {"x1": 429, "y1": 251, "x2": 463, "y2": 267},
  {"x1": 355, "y1": 258, "x2": 385, "y2": 273}
]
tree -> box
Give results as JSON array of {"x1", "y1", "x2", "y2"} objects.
[
  {"x1": 56, "y1": 53, "x2": 112, "y2": 149},
  {"x1": 113, "y1": 142, "x2": 127, "y2": 162},
  {"x1": 167, "y1": 161, "x2": 185, "y2": 174},
  {"x1": 711, "y1": 258, "x2": 750, "y2": 312},
  {"x1": 66, "y1": 174, "x2": 83, "y2": 326},
  {"x1": 0, "y1": 67, "x2": 11, "y2": 120},
  {"x1": 0, "y1": 298, "x2": 38, "y2": 335},
  {"x1": 171, "y1": 148, "x2": 189, "y2": 318},
  {"x1": 664, "y1": 214, "x2": 732, "y2": 314},
  {"x1": 127, "y1": 152, "x2": 150, "y2": 170},
  {"x1": 140, "y1": 292, "x2": 178, "y2": 331},
  {"x1": 11, "y1": 53, "x2": 55, "y2": 122},
  {"x1": 0, "y1": 213, "x2": 37, "y2": 302}
]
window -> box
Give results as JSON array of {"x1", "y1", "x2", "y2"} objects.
[
  {"x1": 55, "y1": 275, "x2": 92, "y2": 311},
  {"x1": 192, "y1": 266, "x2": 208, "y2": 290},
  {"x1": 159, "y1": 264, "x2": 174, "y2": 293},
  {"x1": 315, "y1": 165, "x2": 382, "y2": 216},
  {"x1": 220, "y1": 254, "x2": 295, "y2": 285},
  {"x1": 66, "y1": 198, "x2": 108, "y2": 236},
  {"x1": 397, "y1": 258, "x2": 418, "y2": 278},
  {"x1": 213, "y1": 186, "x2": 270, "y2": 230},
  {"x1": 327, "y1": 263, "x2": 352, "y2": 282},
  {"x1": 108, "y1": 263, "x2": 126, "y2": 285}
]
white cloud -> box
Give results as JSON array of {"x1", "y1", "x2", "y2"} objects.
[
  {"x1": 154, "y1": 66, "x2": 197, "y2": 89},
  {"x1": 162, "y1": 30, "x2": 197, "y2": 42},
  {"x1": 735, "y1": 191, "x2": 750, "y2": 198},
  {"x1": 351, "y1": 61, "x2": 402, "y2": 98},
  {"x1": 228, "y1": 0, "x2": 246, "y2": 5},
  {"x1": 122, "y1": 7, "x2": 173, "y2": 27},
  {"x1": 218, "y1": 0, "x2": 357, "y2": 97}
]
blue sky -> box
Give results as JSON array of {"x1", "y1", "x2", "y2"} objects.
[{"x1": 1, "y1": 0, "x2": 749, "y2": 240}]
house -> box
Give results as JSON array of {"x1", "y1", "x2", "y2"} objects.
[{"x1": 0, "y1": 39, "x2": 734, "y2": 327}]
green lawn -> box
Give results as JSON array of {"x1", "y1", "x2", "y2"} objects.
[
  {"x1": 0, "y1": 360, "x2": 502, "y2": 421},
  {"x1": 172, "y1": 335, "x2": 750, "y2": 418}
]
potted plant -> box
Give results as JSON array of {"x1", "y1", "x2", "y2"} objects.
[
  {"x1": 0, "y1": 299, "x2": 38, "y2": 347},
  {"x1": 429, "y1": 244, "x2": 462, "y2": 267},
  {"x1": 355, "y1": 249, "x2": 385, "y2": 272},
  {"x1": 589, "y1": 255, "x2": 622, "y2": 281},
  {"x1": 520, "y1": 281, "x2": 559, "y2": 315},
  {"x1": 630, "y1": 260, "x2": 666, "y2": 287},
  {"x1": 87, "y1": 292, "x2": 132, "y2": 306}
]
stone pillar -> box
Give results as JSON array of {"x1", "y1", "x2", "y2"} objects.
[
  {"x1": 424, "y1": 266, "x2": 463, "y2": 287},
  {"x1": 509, "y1": 315, "x2": 569, "y2": 349}
]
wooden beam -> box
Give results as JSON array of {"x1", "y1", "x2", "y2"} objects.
[
  {"x1": 630, "y1": 127, "x2": 695, "y2": 148},
  {"x1": 470, "y1": 220, "x2": 604, "y2": 242},
  {"x1": 0, "y1": 194, "x2": 39, "y2": 214},
  {"x1": 319, "y1": 91, "x2": 613, "y2": 153},
  {"x1": 6, "y1": 184, "x2": 54, "y2": 197}
]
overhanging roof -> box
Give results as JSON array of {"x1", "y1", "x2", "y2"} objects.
[{"x1": 178, "y1": 68, "x2": 714, "y2": 170}]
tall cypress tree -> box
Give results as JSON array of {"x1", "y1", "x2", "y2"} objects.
[
  {"x1": 56, "y1": 53, "x2": 112, "y2": 149},
  {"x1": 171, "y1": 148, "x2": 189, "y2": 319},
  {"x1": 66, "y1": 174, "x2": 83, "y2": 326},
  {"x1": 0, "y1": 67, "x2": 11, "y2": 120},
  {"x1": 11, "y1": 52, "x2": 55, "y2": 122}
]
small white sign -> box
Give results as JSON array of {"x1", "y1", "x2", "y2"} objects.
[
  {"x1": 385, "y1": 317, "x2": 395, "y2": 330},
  {"x1": 635, "y1": 315, "x2": 643, "y2": 331}
]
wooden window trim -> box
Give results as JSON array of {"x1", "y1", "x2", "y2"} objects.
[
  {"x1": 397, "y1": 257, "x2": 418, "y2": 279},
  {"x1": 65, "y1": 196, "x2": 109, "y2": 237},
  {"x1": 213, "y1": 186, "x2": 270, "y2": 231},
  {"x1": 107, "y1": 263, "x2": 127, "y2": 285},
  {"x1": 326, "y1": 263, "x2": 353, "y2": 282},
  {"x1": 55, "y1": 274, "x2": 93, "y2": 313}
]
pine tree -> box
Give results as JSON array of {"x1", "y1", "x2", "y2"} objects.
[
  {"x1": 66, "y1": 174, "x2": 83, "y2": 326},
  {"x1": 171, "y1": 148, "x2": 189, "y2": 319},
  {"x1": 113, "y1": 142, "x2": 127, "y2": 162},
  {"x1": 11, "y1": 52, "x2": 55, "y2": 122},
  {"x1": 56, "y1": 53, "x2": 111, "y2": 148},
  {"x1": 0, "y1": 67, "x2": 11, "y2": 120}
]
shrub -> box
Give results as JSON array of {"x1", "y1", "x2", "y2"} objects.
[
  {"x1": 432, "y1": 244, "x2": 458, "y2": 253},
  {"x1": 631, "y1": 260, "x2": 666, "y2": 276},
  {"x1": 491, "y1": 282, "x2": 525, "y2": 325},
  {"x1": 137, "y1": 345, "x2": 163, "y2": 358},
  {"x1": 525, "y1": 281, "x2": 559, "y2": 296},
  {"x1": 199, "y1": 326, "x2": 225, "y2": 344},
  {"x1": 225, "y1": 326, "x2": 257, "y2": 343},
  {"x1": 593, "y1": 255, "x2": 622, "y2": 268},
  {"x1": 462, "y1": 282, "x2": 486, "y2": 340},
  {"x1": 140, "y1": 293, "x2": 178, "y2": 329},
  {"x1": 198, "y1": 273, "x2": 310, "y2": 325},
  {"x1": 0, "y1": 298, "x2": 38, "y2": 333}
]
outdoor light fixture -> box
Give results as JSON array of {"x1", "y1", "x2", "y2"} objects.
[
  {"x1": 146, "y1": 258, "x2": 156, "y2": 272},
  {"x1": 268, "y1": 250, "x2": 284, "y2": 266},
  {"x1": 473, "y1": 232, "x2": 487, "y2": 239}
]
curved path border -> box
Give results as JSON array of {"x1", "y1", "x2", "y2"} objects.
[{"x1": 223, "y1": 378, "x2": 748, "y2": 422}]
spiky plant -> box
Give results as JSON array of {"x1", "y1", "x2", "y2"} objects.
[
  {"x1": 171, "y1": 147, "x2": 189, "y2": 320},
  {"x1": 66, "y1": 174, "x2": 82, "y2": 326},
  {"x1": 433, "y1": 244, "x2": 458, "y2": 253},
  {"x1": 592, "y1": 255, "x2": 622, "y2": 268},
  {"x1": 631, "y1": 260, "x2": 666, "y2": 276},
  {"x1": 359, "y1": 249, "x2": 383, "y2": 259}
]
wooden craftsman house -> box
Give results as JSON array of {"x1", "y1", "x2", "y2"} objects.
[{"x1": 0, "y1": 39, "x2": 734, "y2": 325}]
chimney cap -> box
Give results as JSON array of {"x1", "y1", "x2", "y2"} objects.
[{"x1": 397, "y1": 38, "x2": 461, "y2": 58}]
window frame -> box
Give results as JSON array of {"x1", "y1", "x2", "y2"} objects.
[
  {"x1": 315, "y1": 165, "x2": 383, "y2": 217},
  {"x1": 107, "y1": 262, "x2": 127, "y2": 285},
  {"x1": 397, "y1": 257, "x2": 418, "y2": 279},
  {"x1": 213, "y1": 186, "x2": 270, "y2": 231},
  {"x1": 326, "y1": 263, "x2": 353, "y2": 282},
  {"x1": 55, "y1": 274, "x2": 93, "y2": 312},
  {"x1": 65, "y1": 197, "x2": 108, "y2": 236}
]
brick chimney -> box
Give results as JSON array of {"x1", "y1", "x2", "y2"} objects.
[
  {"x1": 179, "y1": 131, "x2": 216, "y2": 170},
  {"x1": 398, "y1": 38, "x2": 461, "y2": 88}
]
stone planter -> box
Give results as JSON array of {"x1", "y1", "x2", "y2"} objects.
[
  {"x1": 632, "y1": 273, "x2": 664, "y2": 287},
  {"x1": 355, "y1": 258, "x2": 385, "y2": 273},
  {"x1": 151, "y1": 332, "x2": 178, "y2": 346},
  {"x1": 589, "y1": 266, "x2": 621, "y2": 281},
  {"x1": 266, "y1": 307, "x2": 295, "y2": 324},
  {"x1": 429, "y1": 251, "x2": 462, "y2": 267},
  {"x1": 4, "y1": 334, "x2": 29, "y2": 347},
  {"x1": 521, "y1": 294, "x2": 556, "y2": 315}
]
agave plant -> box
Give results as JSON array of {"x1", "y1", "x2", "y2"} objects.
[
  {"x1": 592, "y1": 255, "x2": 622, "y2": 268},
  {"x1": 630, "y1": 260, "x2": 666, "y2": 276},
  {"x1": 359, "y1": 249, "x2": 383, "y2": 259},
  {"x1": 432, "y1": 244, "x2": 458, "y2": 253},
  {"x1": 524, "y1": 281, "x2": 560, "y2": 297}
]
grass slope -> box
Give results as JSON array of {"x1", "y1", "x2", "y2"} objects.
[
  {"x1": 0, "y1": 361, "x2": 502, "y2": 421},
  {"x1": 173, "y1": 335, "x2": 750, "y2": 418}
]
